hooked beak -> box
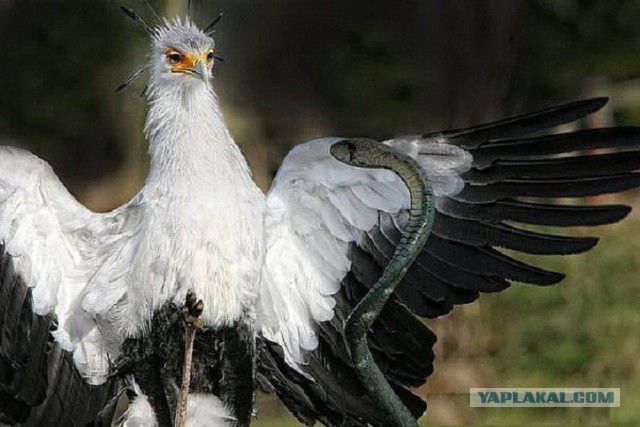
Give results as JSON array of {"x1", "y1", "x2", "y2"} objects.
[{"x1": 180, "y1": 60, "x2": 209, "y2": 81}]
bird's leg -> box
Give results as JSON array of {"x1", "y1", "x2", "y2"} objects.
[{"x1": 174, "y1": 290, "x2": 204, "y2": 427}]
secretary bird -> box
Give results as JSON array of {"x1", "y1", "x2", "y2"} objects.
[{"x1": 0, "y1": 5, "x2": 639, "y2": 427}]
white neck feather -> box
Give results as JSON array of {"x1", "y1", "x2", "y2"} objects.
[
  {"x1": 142, "y1": 79, "x2": 254, "y2": 198},
  {"x1": 124, "y1": 77, "x2": 266, "y2": 328}
]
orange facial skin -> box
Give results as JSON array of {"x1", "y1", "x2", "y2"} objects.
[{"x1": 166, "y1": 48, "x2": 214, "y2": 75}]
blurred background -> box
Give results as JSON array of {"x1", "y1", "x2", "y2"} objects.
[{"x1": 0, "y1": 0, "x2": 639, "y2": 425}]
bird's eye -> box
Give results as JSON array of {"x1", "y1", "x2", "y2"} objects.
[
  {"x1": 206, "y1": 50, "x2": 215, "y2": 62},
  {"x1": 167, "y1": 53, "x2": 182, "y2": 65}
]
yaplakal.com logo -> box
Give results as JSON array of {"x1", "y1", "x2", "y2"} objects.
[{"x1": 469, "y1": 388, "x2": 620, "y2": 407}]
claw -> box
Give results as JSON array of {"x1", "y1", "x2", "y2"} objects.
[
  {"x1": 190, "y1": 299, "x2": 204, "y2": 317},
  {"x1": 185, "y1": 290, "x2": 197, "y2": 308},
  {"x1": 182, "y1": 291, "x2": 204, "y2": 329}
]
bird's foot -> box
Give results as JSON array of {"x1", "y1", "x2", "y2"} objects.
[{"x1": 181, "y1": 290, "x2": 204, "y2": 329}]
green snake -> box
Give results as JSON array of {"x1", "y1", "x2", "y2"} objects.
[{"x1": 330, "y1": 138, "x2": 435, "y2": 427}]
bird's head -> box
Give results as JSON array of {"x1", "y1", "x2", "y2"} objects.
[
  {"x1": 117, "y1": 4, "x2": 224, "y2": 94},
  {"x1": 150, "y1": 19, "x2": 216, "y2": 88}
]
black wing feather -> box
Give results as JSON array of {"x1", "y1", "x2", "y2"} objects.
[
  {"x1": 428, "y1": 98, "x2": 609, "y2": 148},
  {"x1": 456, "y1": 174, "x2": 640, "y2": 202},
  {"x1": 472, "y1": 127, "x2": 640, "y2": 167},
  {"x1": 433, "y1": 214, "x2": 599, "y2": 255},
  {"x1": 436, "y1": 198, "x2": 632, "y2": 227},
  {"x1": 466, "y1": 151, "x2": 640, "y2": 183}
]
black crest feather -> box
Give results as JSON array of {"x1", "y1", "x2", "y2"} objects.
[
  {"x1": 204, "y1": 12, "x2": 223, "y2": 35},
  {"x1": 120, "y1": 6, "x2": 153, "y2": 35}
]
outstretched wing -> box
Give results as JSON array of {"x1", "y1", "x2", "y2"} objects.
[
  {"x1": 0, "y1": 147, "x2": 124, "y2": 424},
  {"x1": 256, "y1": 98, "x2": 640, "y2": 426}
]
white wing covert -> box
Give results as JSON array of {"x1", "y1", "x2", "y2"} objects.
[
  {"x1": 0, "y1": 146, "x2": 132, "y2": 424},
  {"x1": 0, "y1": 147, "x2": 110, "y2": 315},
  {"x1": 0, "y1": 146, "x2": 137, "y2": 367}
]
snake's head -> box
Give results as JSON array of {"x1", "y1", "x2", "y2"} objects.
[
  {"x1": 330, "y1": 140, "x2": 358, "y2": 164},
  {"x1": 330, "y1": 139, "x2": 392, "y2": 168}
]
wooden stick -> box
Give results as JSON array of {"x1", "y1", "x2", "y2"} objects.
[{"x1": 175, "y1": 322, "x2": 197, "y2": 427}]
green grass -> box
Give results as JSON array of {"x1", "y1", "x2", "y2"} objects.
[{"x1": 474, "y1": 209, "x2": 640, "y2": 425}]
